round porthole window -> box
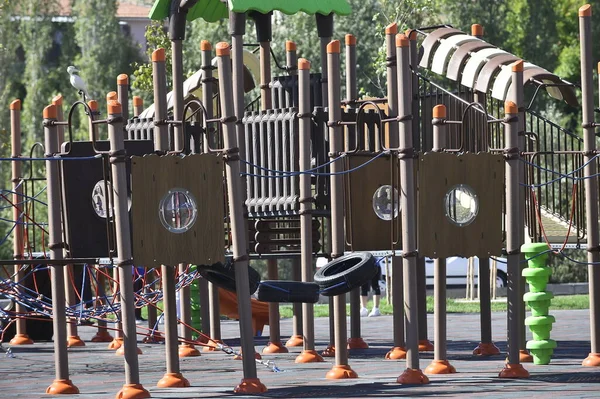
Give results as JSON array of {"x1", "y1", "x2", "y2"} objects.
[
  {"x1": 158, "y1": 189, "x2": 198, "y2": 234},
  {"x1": 444, "y1": 184, "x2": 479, "y2": 227},
  {"x1": 372, "y1": 185, "x2": 400, "y2": 221},
  {"x1": 92, "y1": 180, "x2": 131, "y2": 219}
]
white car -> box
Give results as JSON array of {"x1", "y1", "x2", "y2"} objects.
[{"x1": 424, "y1": 256, "x2": 508, "y2": 288}]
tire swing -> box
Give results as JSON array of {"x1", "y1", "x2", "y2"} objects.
[
  {"x1": 314, "y1": 252, "x2": 378, "y2": 296},
  {"x1": 197, "y1": 262, "x2": 261, "y2": 295},
  {"x1": 256, "y1": 281, "x2": 320, "y2": 303}
]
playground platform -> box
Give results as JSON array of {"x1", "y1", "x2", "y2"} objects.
[{"x1": 1, "y1": 309, "x2": 598, "y2": 398}]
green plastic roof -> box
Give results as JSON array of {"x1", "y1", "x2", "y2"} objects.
[{"x1": 149, "y1": 0, "x2": 351, "y2": 22}]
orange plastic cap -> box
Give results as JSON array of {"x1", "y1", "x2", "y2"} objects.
[
  {"x1": 471, "y1": 24, "x2": 484, "y2": 36},
  {"x1": 52, "y1": 95, "x2": 63, "y2": 106},
  {"x1": 43, "y1": 104, "x2": 57, "y2": 119},
  {"x1": 133, "y1": 96, "x2": 143, "y2": 107},
  {"x1": 88, "y1": 100, "x2": 98, "y2": 111},
  {"x1": 286, "y1": 41, "x2": 297, "y2": 51},
  {"x1": 405, "y1": 29, "x2": 417, "y2": 40},
  {"x1": 597, "y1": 61, "x2": 600, "y2": 74},
  {"x1": 512, "y1": 60, "x2": 524, "y2": 72},
  {"x1": 396, "y1": 34, "x2": 409, "y2": 48},
  {"x1": 117, "y1": 74, "x2": 129, "y2": 85},
  {"x1": 505, "y1": 100, "x2": 518, "y2": 114},
  {"x1": 345, "y1": 34, "x2": 356, "y2": 46},
  {"x1": 152, "y1": 48, "x2": 165, "y2": 62},
  {"x1": 580, "y1": 4, "x2": 592, "y2": 17},
  {"x1": 10, "y1": 99, "x2": 21, "y2": 110},
  {"x1": 108, "y1": 100, "x2": 122, "y2": 115},
  {"x1": 216, "y1": 42, "x2": 230, "y2": 56},
  {"x1": 200, "y1": 40, "x2": 211, "y2": 51},
  {"x1": 385, "y1": 23, "x2": 398, "y2": 35},
  {"x1": 298, "y1": 58, "x2": 311, "y2": 70},
  {"x1": 433, "y1": 104, "x2": 447, "y2": 118},
  {"x1": 327, "y1": 40, "x2": 340, "y2": 54},
  {"x1": 107, "y1": 91, "x2": 118, "y2": 101}
]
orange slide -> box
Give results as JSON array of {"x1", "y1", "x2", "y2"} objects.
[{"x1": 218, "y1": 288, "x2": 270, "y2": 336}]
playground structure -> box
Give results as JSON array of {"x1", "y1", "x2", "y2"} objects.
[{"x1": 2, "y1": 1, "x2": 600, "y2": 398}]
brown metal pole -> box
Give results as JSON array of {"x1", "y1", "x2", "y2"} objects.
[
  {"x1": 215, "y1": 42, "x2": 267, "y2": 393},
  {"x1": 52, "y1": 95, "x2": 65, "y2": 147},
  {"x1": 133, "y1": 96, "x2": 143, "y2": 118},
  {"x1": 43, "y1": 104, "x2": 79, "y2": 395},
  {"x1": 263, "y1": 258, "x2": 287, "y2": 353},
  {"x1": 396, "y1": 34, "x2": 428, "y2": 384},
  {"x1": 498, "y1": 96, "x2": 529, "y2": 378},
  {"x1": 386, "y1": 256, "x2": 406, "y2": 359},
  {"x1": 117, "y1": 74, "x2": 129, "y2": 138},
  {"x1": 108, "y1": 100, "x2": 151, "y2": 399},
  {"x1": 9, "y1": 99, "x2": 33, "y2": 346},
  {"x1": 295, "y1": 58, "x2": 323, "y2": 363},
  {"x1": 473, "y1": 256, "x2": 500, "y2": 355},
  {"x1": 579, "y1": 4, "x2": 600, "y2": 367}
]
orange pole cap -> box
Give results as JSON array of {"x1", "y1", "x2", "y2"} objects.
[
  {"x1": 286, "y1": 41, "x2": 297, "y2": 51},
  {"x1": 433, "y1": 104, "x2": 447, "y2": 118},
  {"x1": 52, "y1": 95, "x2": 63, "y2": 106},
  {"x1": 43, "y1": 104, "x2": 57, "y2": 119},
  {"x1": 216, "y1": 42, "x2": 230, "y2": 56},
  {"x1": 298, "y1": 58, "x2": 311, "y2": 70},
  {"x1": 133, "y1": 96, "x2": 143, "y2": 107},
  {"x1": 107, "y1": 100, "x2": 122, "y2": 115},
  {"x1": 597, "y1": 61, "x2": 600, "y2": 74},
  {"x1": 106, "y1": 91, "x2": 118, "y2": 101},
  {"x1": 471, "y1": 24, "x2": 484, "y2": 36},
  {"x1": 327, "y1": 40, "x2": 340, "y2": 54},
  {"x1": 200, "y1": 40, "x2": 212, "y2": 51},
  {"x1": 117, "y1": 74, "x2": 129, "y2": 85},
  {"x1": 505, "y1": 100, "x2": 518, "y2": 114},
  {"x1": 512, "y1": 60, "x2": 524, "y2": 72},
  {"x1": 396, "y1": 34, "x2": 409, "y2": 48},
  {"x1": 10, "y1": 99, "x2": 21, "y2": 111},
  {"x1": 385, "y1": 23, "x2": 398, "y2": 35},
  {"x1": 405, "y1": 29, "x2": 417, "y2": 40},
  {"x1": 88, "y1": 100, "x2": 98, "y2": 111},
  {"x1": 579, "y1": 4, "x2": 592, "y2": 17},
  {"x1": 152, "y1": 48, "x2": 166, "y2": 62},
  {"x1": 345, "y1": 34, "x2": 356, "y2": 46}
]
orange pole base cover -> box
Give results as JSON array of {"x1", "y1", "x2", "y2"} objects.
[
  {"x1": 233, "y1": 351, "x2": 262, "y2": 360},
  {"x1": 157, "y1": 372, "x2": 190, "y2": 388},
  {"x1": 178, "y1": 343, "x2": 201, "y2": 357},
  {"x1": 473, "y1": 342, "x2": 500, "y2": 356},
  {"x1": 321, "y1": 345, "x2": 335, "y2": 357},
  {"x1": 143, "y1": 332, "x2": 164, "y2": 344},
  {"x1": 295, "y1": 349, "x2": 325, "y2": 363},
  {"x1": 262, "y1": 341, "x2": 289, "y2": 354},
  {"x1": 325, "y1": 364, "x2": 358, "y2": 379},
  {"x1": 116, "y1": 346, "x2": 143, "y2": 356},
  {"x1": 67, "y1": 335, "x2": 86, "y2": 347},
  {"x1": 582, "y1": 352, "x2": 600, "y2": 366},
  {"x1": 285, "y1": 335, "x2": 304, "y2": 347},
  {"x1": 46, "y1": 379, "x2": 80, "y2": 394},
  {"x1": 108, "y1": 337, "x2": 123, "y2": 350},
  {"x1": 397, "y1": 368, "x2": 430, "y2": 384},
  {"x1": 385, "y1": 346, "x2": 407, "y2": 360},
  {"x1": 424, "y1": 359, "x2": 457, "y2": 374},
  {"x1": 10, "y1": 334, "x2": 34, "y2": 345},
  {"x1": 418, "y1": 339, "x2": 434, "y2": 352},
  {"x1": 203, "y1": 339, "x2": 223, "y2": 351},
  {"x1": 498, "y1": 363, "x2": 530, "y2": 378},
  {"x1": 347, "y1": 337, "x2": 369, "y2": 349},
  {"x1": 91, "y1": 330, "x2": 114, "y2": 342},
  {"x1": 520, "y1": 349, "x2": 533, "y2": 363},
  {"x1": 115, "y1": 383, "x2": 151, "y2": 399},
  {"x1": 233, "y1": 378, "x2": 267, "y2": 393}
]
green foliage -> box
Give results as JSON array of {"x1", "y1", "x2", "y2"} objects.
[{"x1": 549, "y1": 250, "x2": 589, "y2": 283}]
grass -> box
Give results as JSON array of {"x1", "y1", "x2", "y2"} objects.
[{"x1": 278, "y1": 294, "x2": 590, "y2": 318}]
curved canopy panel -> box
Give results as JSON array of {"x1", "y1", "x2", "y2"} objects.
[
  {"x1": 491, "y1": 62, "x2": 536, "y2": 101},
  {"x1": 431, "y1": 35, "x2": 481, "y2": 75},
  {"x1": 461, "y1": 48, "x2": 508, "y2": 89},
  {"x1": 474, "y1": 54, "x2": 520, "y2": 94},
  {"x1": 150, "y1": 0, "x2": 351, "y2": 22},
  {"x1": 419, "y1": 27, "x2": 463, "y2": 69},
  {"x1": 446, "y1": 41, "x2": 495, "y2": 81}
]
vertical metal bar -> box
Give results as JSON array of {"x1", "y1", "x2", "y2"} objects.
[
  {"x1": 117, "y1": 74, "x2": 130, "y2": 139},
  {"x1": 396, "y1": 34, "x2": 427, "y2": 383},
  {"x1": 260, "y1": 41, "x2": 272, "y2": 110},
  {"x1": 44, "y1": 104, "x2": 79, "y2": 395},
  {"x1": 133, "y1": 96, "x2": 143, "y2": 118},
  {"x1": 152, "y1": 49, "x2": 169, "y2": 151},
  {"x1": 264, "y1": 257, "x2": 286, "y2": 353},
  {"x1": 108, "y1": 100, "x2": 150, "y2": 397},
  {"x1": 386, "y1": 255, "x2": 406, "y2": 359},
  {"x1": 52, "y1": 95, "x2": 65, "y2": 147},
  {"x1": 326, "y1": 40, "x2": 357, "y2": 379},
  {"x1": 288, "y1": 257, "x2": 303, "y2": 347},
  {"x1": 579, "y1": 4, "x2": 600, "y2": 366},
  {"x1": 215, "y1": 42, "x2": 265, "y2": 392}
]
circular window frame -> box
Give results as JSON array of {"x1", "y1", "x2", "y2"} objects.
[
  {"x1": 372, "y1": 184, "x2": 400, "y2": 221},
  {"x1": 158, "y1": 188, "x2": 198, "y2": 234},
  {"x1": 443, "y1": 184, "x2": 479, "y2": 227}
]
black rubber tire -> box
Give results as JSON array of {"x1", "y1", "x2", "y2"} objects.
[
  {"x1": 256, "y1": 280, "x2": 320, "y2": 303},
  {"x1": 314, "y1": 252, "x2": 378, "y2": 296},
  {"x1": 197, "y1": 262, "x2": 261, "y2": 295}
]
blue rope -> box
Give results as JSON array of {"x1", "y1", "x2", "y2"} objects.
[{"x1": 0, "y1": 155, "x2": 102, "y2": 161}]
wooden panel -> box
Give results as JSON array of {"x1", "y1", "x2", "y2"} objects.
[
  {"x1": 418, "y1": 152, "x2": 504, "y2": 258},
  {"x1": 131, "y1": 154, "x2": 224, "y2": 266},
  {"x1": 345, "y1": 155, "x2": 401, "y2": 251}
]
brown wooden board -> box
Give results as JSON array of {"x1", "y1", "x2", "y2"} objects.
[
  {"x1": 345, "y1": 154, "x2": 401, "y2": 251},
  {"x1": 131, "y1": 154, "x2": 224, "y2": 267},
  {"x1": 418, "y1": 152, "x2": 504, "y2": 258}
]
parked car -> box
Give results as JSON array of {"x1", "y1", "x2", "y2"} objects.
[{"x1": 424, "y1": 256, "x2": 508, "y2": 288}]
